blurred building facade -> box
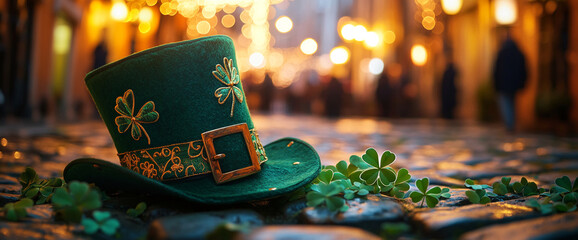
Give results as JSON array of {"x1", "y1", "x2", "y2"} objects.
[{"x1": 0, "y1": 0, "x2": 577, "y2": 132}]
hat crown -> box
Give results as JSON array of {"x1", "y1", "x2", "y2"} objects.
[{"x1": 85, "y1": 36, "x2": 266, "y2": 181}]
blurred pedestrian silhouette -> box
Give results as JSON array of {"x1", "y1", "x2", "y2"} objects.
[
  {"x1": 259, "y1": 72, "x2": 275, "y2": 112},
  {"x1": 493, "y1": 35, "x2": 527, "y2": 132},
  {"x1": 441, "y1": 62, "x2": 458, "y2": 119},
  {"x1": 93, "y1": 39, "x2": 108, "y2": 70},
  {"x1": 323, "y1": 76, "x2": 344, "y2": 117},
  {"x1": 375, "y1": 68, "x2": 394, "y2": 117}
]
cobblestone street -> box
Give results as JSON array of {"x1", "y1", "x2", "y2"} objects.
[{"x1": 1, "y1": 115, "x2": 578, "y2": 239}]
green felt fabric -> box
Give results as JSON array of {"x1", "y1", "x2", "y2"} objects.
[{"x1": 63, "y1": 138, "x2": 320, "y2": 204}]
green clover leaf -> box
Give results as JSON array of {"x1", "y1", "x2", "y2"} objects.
[
  {"x1": 52, "y1": 181, "x2": 102, "y2": 223},
  {"x1": 526, "y1": 197, "x2": 554, "y2": 214},
  {"x1": 114, "y1": 89, "x2": 159, "y2": 145},
  {"x1": 306, "y1": 182, "x2": 348, "y2": 212},
  {"x1": 127, "y1": 202, "x2": 147, "y2": 218},
  {"x1": 409, "y1": 178, "x2": 442, "y2": 208},
  {"x1": 512, "y1": 177, "x2": 539, "y2": 196},
  {"x1": 492, "y1": 182, "x2": 508, "y2": 196},
  {"x1": 18, "y1": 167, "x2": 65, "y2": 204},
  {"x1": 464, "y1": 178, "x2": 491, "y2": 190},
  {"x1": 82, "y1": 211, "x2": 120, "y2": 236},
  {"x1": 353, "y1": 148, "x2": 396, "y2": 190},
  {"x1": 440, "y1": 187, "x2": 451, "y2": 199},
  {"x1": 1, "y1": 198, "x2": 33, "y2": 221},
  {"x1": 18, "y1": 167, "x2": 39, "y2": 189},
  {"x1": 466, "y1": 189, "x2": 491, "y2": 204}
]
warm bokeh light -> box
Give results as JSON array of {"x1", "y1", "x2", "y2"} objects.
[
  {"x1": 384, "y1": 30, "x2": 396, "y2": 44},
  {"x1": 139, "y1": 7, "x2": 154, "y2": 23},
  {"x1": 275, "y1": 16, "x2": 293, "y2": 33},
  {"x1": 146, "y1": 0, "x2": 157, "y2": 7},
  {"x1": 341, "y1": 24, "x2": 355, "y2": 41},
  {"x1": 222, "y1": 14, "x2": 236, "y2": 28},
  {"x1": 224, "y1": 5, "x2": 237, "y2": 14},
  {"x1": 441, "y1": 0, "x2": 463, "y2": 15},
  {"x1": 249, "y1": 52, "x2": 265, "y2": 68},
  {"x1": 300, "y1": 38, "x2": 318, "y2": 55},
  {"x1": 196, "y1": 20, "x2": 211, "y2": 34},
  {"x1": 1, "y1": 138, "x2": 7, "y2": 147},
  {"x1": 353, "y1": 25, "x2": 367, "y2": 41},
  {"x1": 53, "y1": 21, "x2": 72, "y2": 54},
  {"x1": 110, "y1": 1, "x2": 128, "y2": 21},
  {"x1": 269, "y1": 51, "x2": 284, "y2": 68},
  {"x1": 495, "y1": 0, "x2": 517, "y2": 25},
  {"x1": 240, "y1": 9, "x2": 251, "y2": 23},
  {"x1": 411, "y1": 44, "x2": 428, "y2": 66},
  {"x1": 364, "y1": 31, "x2": 379, "y2": 48},
  {"x1": 368, "y1": 58, "x2": 384, "y2": 75},
  {"x1": 422, "y1": 16, "x2": 436, "y2": 30},
  {"x1": 202, "y1": 6, "x2": 217, "y2": 19},
  {"x1": 139, "y1": 22, "x2": 151, "y2": 33},
  {"x1": 330, "y1": 46, "x2": 350, "y2": 65}
]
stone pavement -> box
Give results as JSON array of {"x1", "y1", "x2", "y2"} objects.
[{"x1": 1, "y1": 115, "x2": 578, "y2": 239}]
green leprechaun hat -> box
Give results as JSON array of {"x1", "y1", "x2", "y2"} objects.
[{"x1": 63, "y1": 35, "x2": 321, "y2": 204}]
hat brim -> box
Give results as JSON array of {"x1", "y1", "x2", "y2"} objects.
[{"x1": 63, "y1": 137, "x2": 320, "y2": 204}]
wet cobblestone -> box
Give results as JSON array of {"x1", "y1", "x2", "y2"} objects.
[{"x1": 1, "y1": 115, "x2": 578, "y2": 239}]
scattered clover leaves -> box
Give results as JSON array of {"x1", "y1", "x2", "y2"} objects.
[
  {"x1": 52, "y1": 181, "x2": 102, "y2": 223},
  {"x1": 409, "y1": 178, "x2": 443, "y2": 208},
  {"x1": 126, "y1": 202, "x2": 147, "y2": 218},
  {"x1": 384, "y1": 168, "x2": 412, "y2": 198},
  {"x1": 492, "y1": 177, "x2": 511, "y2": 196},
  {"x1": 464, "y1": 179, "x2": 494, "y2": 204},
  {"x1": 82, "y1": 211, "x2": 120, "y2": 236},
  {"x1": 464, "y1": 178, "x2": 491, "y2": 190},
  {"x1": 306, "y1": 182, "x2": 348, "y2": 212},
  {"x1": 466, "y1": 189, "x2": 491, "y2": 204},
  {"x1": 527, "y1": 176, "x2": 578, "y2": 214},
  {"x1": 526, "y1": 197, "x2": 554, "y2": 214},
  {"x1": 343, "y1": 181, "x2": 372, "y2": 200},
  {"x1": 512, "y1": 177, "x2": 540, "y2": 196},
  {"x1": 1, "y1": 198, "x2": 33, "y2": 221},
  {"x1": 18, "y1": 167, "x2": 65, "y2": 204}
]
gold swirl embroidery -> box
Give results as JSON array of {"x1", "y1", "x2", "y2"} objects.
[{"x1": 140, "y1": 161, "x2": 158, "y2": 178}]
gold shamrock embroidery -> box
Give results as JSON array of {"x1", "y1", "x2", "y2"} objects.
[
  {"x1": 114, "y1": 89, "x2": 159, "y2": 144},
  {"x1": 213, "y1": 57, "x2": 244, "y2": 117}
]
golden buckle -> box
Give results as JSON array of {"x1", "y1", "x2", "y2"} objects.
[{"x1": 201, "y1": 123, "x2": 261, "y2": 184}]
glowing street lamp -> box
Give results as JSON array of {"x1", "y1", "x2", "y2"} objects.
[
  {"x1": 495, "y1": 0, "x2": 517, "y2": 25},
  {"x1": 441, "y1": 0, "x2": 463, "y2": 15},
  {"x1": 411, "y1": 44, "x2": 427, "y2": 66}
]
